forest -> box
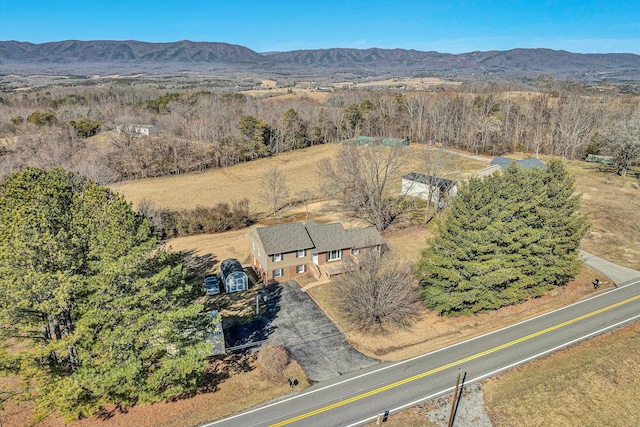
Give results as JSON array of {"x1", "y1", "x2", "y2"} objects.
[{"x1": 0, "y1": 77, "x2": 638, "y2": 185}]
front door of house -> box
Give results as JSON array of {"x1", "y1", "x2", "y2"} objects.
[{"x1": 312, "y1": 252, "x2": 318, "y2": 265}]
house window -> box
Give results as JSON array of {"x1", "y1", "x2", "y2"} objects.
[
  {"x1": 352, "y1": 248, "x2": 360, "y2": 255},
  {"x1": 296, "y1": 264, "x2": 306, "y2": 274},
  {"x1": 297, "y1": 249, "x2": 305, "y2": 258},
  {"x1": 327, "y1": 249, "x2": 342, "y2": 261},
  {"x1": 257, "y1": 248, "x2": 261, "y2": 257},
  {"x1": 273, "y1": 253, "x2": 282, "y2": 262},
  {"x1": 252, "y1": 241, "x2": 255, "y2": 251},
  {"x1": 373, "y1": 245, "x2": 380, "y2": 251},
  {"x1": 272, "y1": 269, "x2": 283, "y2": 278}
]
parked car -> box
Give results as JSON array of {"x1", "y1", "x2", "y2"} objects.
[{"x1": 203, "y1": 275, "x2": 220, "y2": 295}]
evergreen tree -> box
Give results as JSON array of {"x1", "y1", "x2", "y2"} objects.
[
  {"x1": 417, "y1": 161, "x2": 588, "y2": 316},
  {"x1": 0, "y1": 168, "x2": 212, "y2": 422}
]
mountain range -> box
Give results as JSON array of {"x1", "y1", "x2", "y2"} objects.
[{"x1": 2, "y1": 40, "x2": 640, "y2": 82}]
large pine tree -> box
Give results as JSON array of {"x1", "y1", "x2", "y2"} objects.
[
  {"x1": 417, "y1": 160, "x2": 588, "y2": 316},
  {"x1": 0, "y1": 168, "x2": 212, "y2": 421}
]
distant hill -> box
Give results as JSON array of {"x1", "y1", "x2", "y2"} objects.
[
  {"x1": 2, "y1": 40, "x2": 640, "y2": 82},
  {"x1": 0, "y1": 40, "x2": 266, "y2": 64}
]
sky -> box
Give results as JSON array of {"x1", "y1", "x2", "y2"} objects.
[{"x1": 1, "y1": 0, "x2": 639, "y2": 54}]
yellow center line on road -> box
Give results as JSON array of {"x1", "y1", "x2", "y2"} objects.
[{"x1": 270, "y1": 293, "x2": 640, "y2": 427}]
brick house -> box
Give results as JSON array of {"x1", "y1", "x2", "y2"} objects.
[{"x1": 248, "y1": 221, "x2": 385, "y2": 283}]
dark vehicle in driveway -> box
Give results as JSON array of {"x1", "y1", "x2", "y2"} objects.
[{"x1": 204, "y1": 275, "x2": 220, "y2": 295}]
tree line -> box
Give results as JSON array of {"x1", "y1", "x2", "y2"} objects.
[{"x1": 1, "y1": 78, "x2": 638, "y2": 184}]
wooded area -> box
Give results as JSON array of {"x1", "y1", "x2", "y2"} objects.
[
  {"x1": 0, "y1": 168, "x2": 213, "y2": 422},
  {"x1": 1, "y1": 78, "x2": 638, "y2": 185}
]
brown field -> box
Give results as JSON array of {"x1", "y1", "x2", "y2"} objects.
[
  {"x1": 568, "y1": 161, "x2": 640, "y2": 270},
  {"x1": 333, "y1": 77, "x2": 461, "y2": 90},
  {"x1": 261, "y1": 91, "x2": 333, "y2": 103},
  {"x1": 109, "y1": 143, "x2": 342, "y2": 212},
  {"x1": 240, "y1": 77, "x2": 461, "y2": 100},
  {"x1": 109, "y1": 143, "x2": 487, "y2": 213},
  {"x1": 483, "y1": 321, "x2": 640, "y2": 426}
]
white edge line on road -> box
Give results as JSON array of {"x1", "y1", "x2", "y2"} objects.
[
  {"x1": 346, "y1": 311, "x2": 640, "y2": 427},
  {"x1": 202, "y1": 278, "x2": 640, "y2": 427}
]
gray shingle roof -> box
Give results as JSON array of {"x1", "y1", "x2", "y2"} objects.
[
  {"x1": 220, "y1": 258, "x2": 244, "y2": 278},
  {"x1": 517, "y1": 158, "x2": 546, "y2": 169},
  {"x1": 489, "y1": 156, "x2": 514, "y2": 167},
  {"x1": 253, "y1": 221, "x2": 386, "y2": 255},
  {"x1": 347, "y1": 227, "x2": 385, "y2": 249},
  {"x1": 305, "y1": 222, "x2": 353, "y2": 253},
  {"x1": 254, "y1": 222, "x2": 315, "y2": 255},
  {"x1": 490, "y1": 156, "x2": 546, "y2": 170},
  {"x1": 403, "y1": 172, "x2": 456, "y2": 192}
]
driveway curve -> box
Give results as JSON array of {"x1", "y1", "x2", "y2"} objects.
[
  {"x1": 225, "y1": 281, "x2": 378, "y2": 382},
  {"x1": 580, "y1": 250, "x2": 640, "y2": 285}
]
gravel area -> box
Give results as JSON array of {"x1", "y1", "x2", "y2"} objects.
[{"x1": 427, "y1": 382, "x2": 493, "y2": 427}]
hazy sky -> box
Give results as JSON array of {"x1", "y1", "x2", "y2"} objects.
[{"x1": 1, "y1": 0, "x2": 639, "y2": 54}]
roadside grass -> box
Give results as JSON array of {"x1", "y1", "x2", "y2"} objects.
[
  {"x1": 0, "y1": 356, "x2": 309, "y2": 427},
  {"x1": 308, "y1": 263, "x2": 610, "y2": 362},
  {"x1": 483, "y1": 321, "x2": 640, "y2": 427},
  {"x1": 363, "y1": 406, "x2": 441, "y2": 427},
  {"x1": 566, "y1": 161, "x2": 640, "y2": 270}
]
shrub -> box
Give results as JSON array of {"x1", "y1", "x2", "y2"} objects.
[
  {"x1": 257, "y1": 344, "x2": 290, "y2": 379},
  {"x1": 139, "y1": 199, "x2": 253, "y2": 238}
]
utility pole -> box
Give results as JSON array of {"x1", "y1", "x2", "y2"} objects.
[{"x1": 447, "y1": 369, "x2": 462, "y2": 427}]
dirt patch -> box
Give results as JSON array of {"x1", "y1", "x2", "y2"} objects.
[{"x1": 363, "y1": 383, "x2": 491, "y2": 427}]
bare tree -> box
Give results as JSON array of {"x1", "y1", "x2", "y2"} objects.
[
  {"x1": 333, "y1": 251, "x2": 421, "y2": 333},
  {"x1": 319, "y1": 144, "x2": 408, "y2": 232},
  {"x1": 601, "y1": 118, "x2": 640, "y2": 177},
  {"x1": 417, "y1": 145, "x2": 460, "y2": 223},
  {"x1": 296, "y1": 189, "x2": 315, "y2": 221},
  {"x1": 261, "y1": 166, "x2": 289, "y2": 217}
]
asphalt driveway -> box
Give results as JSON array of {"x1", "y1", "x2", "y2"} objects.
[{"x1": 225, "y1": 281, "x2": 378, "y2": 382}]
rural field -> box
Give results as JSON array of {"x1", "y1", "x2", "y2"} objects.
[
  {"x1": 2, "y1": 143, "x2": 638, "y2": 427},
  {"x1": 111, "y1": 142, "x2": 640, "y2": 426}
]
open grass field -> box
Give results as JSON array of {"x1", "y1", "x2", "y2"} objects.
[
  {"x1": 110, "y1": 142, "x2": 488, "y2": 212},
  {"x1": 109, "y1": 143, "x2": 341, "y2": 212},
  {"x1": 568, "y1": 161, "x2": 640, "y2": 270},
  {"x1": 483, "y1": 321, "x2": 640, "y2": 426}
]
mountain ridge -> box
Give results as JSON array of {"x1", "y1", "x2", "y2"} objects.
[{"x1": 2, "y1": 40, "x2": 640, "y2": 82}]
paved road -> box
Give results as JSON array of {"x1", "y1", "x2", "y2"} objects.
[
  {"x1": 207, "y1": 276, "x2": 640, "y2": 427},
  {"x1": 225, "y1": 281, "x2": 377, "y2": 382}
]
